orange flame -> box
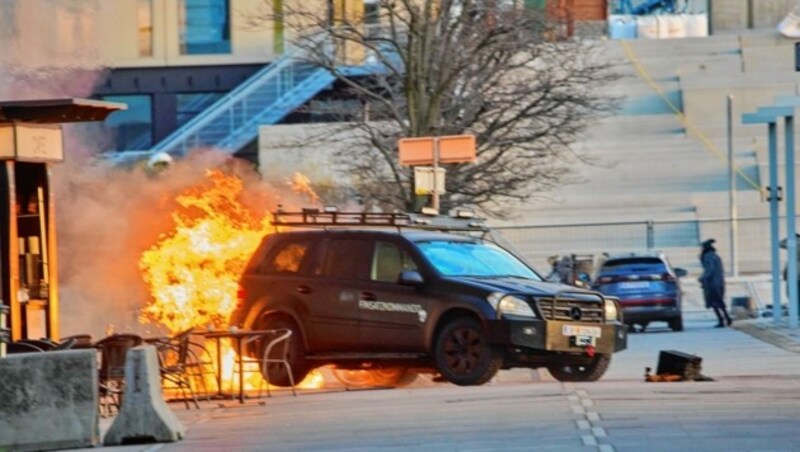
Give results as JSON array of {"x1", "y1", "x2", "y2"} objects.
[
  {"x1": 139, "y1": 170, "x2": 271, "y2": 332},
  {"x1": 290, "y1": 172, "x2": 320, "y2": 204},
  {"x1": 139, "y1": 170, "x2": 324, "y2": 391}
]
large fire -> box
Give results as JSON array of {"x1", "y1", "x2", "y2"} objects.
[{"x1": 139, "y1": 169, "x2": 324, "y2": 393}]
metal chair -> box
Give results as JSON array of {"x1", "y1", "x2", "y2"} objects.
[
  {"x1": 152, "y1": 329, "x2": 203, "y2": 409},
  {"x1": 60, "y1": 334, "x2": 93, "y2": 349},
  {"x1": 16, "y1": 338, "x2": 57, "y2": 351},
  {"x1": 94, "y1": 334, "x2": 143, "y2": 417},
  {"x1": 6, "y1": 341, "x2": 45, "y2": 354},
  {"x1": 245, "y1": 329, "x2": 297, "y2": 398}
]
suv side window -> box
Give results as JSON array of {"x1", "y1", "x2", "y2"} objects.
[
  {"x1": 371, "y1": 241, "x2": 418, "y2": 283},
  {"x1": 258, "y1": 240, "x2": 312, "y2": 274},
  {"x1": 321, "y1": 239, "x2": 372, "y2": 280}
]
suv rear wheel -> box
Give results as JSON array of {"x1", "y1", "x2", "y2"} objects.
[
  {"x1": 256, "y1": 316, "x2": 311, "y2": 387},
  {"x1": 332, "y1": 368, "x2": 418, "y2": 388},
  {"x1": 669, "y1": 316, "x2": 684, "y2": 332},
  {"x1": 547, "y1": 354, "x2": 611, "y2": 382},
  {"x1": 434, "y1": 317, "x2": 501, "y2": 386}
]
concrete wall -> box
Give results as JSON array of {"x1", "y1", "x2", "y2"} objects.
[
  {"x1": 6, "y1": 0, "x2": 275, "y2": 69},
  {"x1": 258, "y1": 123, "x2": 356, "y2": 186},
  {"x1": 0, "y1": 350, "x2": 99, "y2": 451}
]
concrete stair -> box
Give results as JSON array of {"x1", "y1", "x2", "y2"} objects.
[{"x1": 497, "y1": 29, "x2": 796, "y2": 276}]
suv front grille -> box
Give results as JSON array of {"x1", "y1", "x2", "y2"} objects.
[{"x1": 536, "y1": 296, "x2": 604, "y2": 323}]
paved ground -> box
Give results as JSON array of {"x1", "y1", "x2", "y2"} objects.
[{"x1": 84, "y1": 312, "x2": 800, "y2": 452}]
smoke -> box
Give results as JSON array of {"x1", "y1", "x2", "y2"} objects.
[
  {"x1": 54, "y1": 151, "x2": 293, "y2": 339},
  {"x1": 0, "y1": 0, "x2": 110, "y2": 101},
  {"x1": 0, "y1": 0, "x2": 314, "y2": 340}
]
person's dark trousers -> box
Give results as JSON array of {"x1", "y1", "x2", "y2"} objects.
[{"x1": 713, "y1": 306, "x2": 733, "y2": 327}]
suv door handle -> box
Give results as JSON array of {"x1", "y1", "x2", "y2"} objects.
[
  {"x1": 297, "y1": 285, "x2": 312, "y2": 294},
  {"x1": 360, "y1": 291, "x2": 377, "y2": 301}
]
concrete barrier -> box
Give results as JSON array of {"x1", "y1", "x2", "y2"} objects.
[
  {"x1": 104, "y1": 345, "x2": 184, "y2": 445},
  {"x1": 0, "y1": 349, "x2": 99, "y2": 451}
]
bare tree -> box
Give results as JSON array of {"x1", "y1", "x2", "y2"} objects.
[{"x1": 247, "y1": 0, "x2": 619, "y2": 218}]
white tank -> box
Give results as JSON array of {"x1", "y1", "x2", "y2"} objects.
[
  {"x1": 656, "y1": 15, "x2": 671, "y2": 38},
  {"x1": 686, "y1": 13, "x2": 709, "y2": 37},
  {"x1": 668, "y1": 14, "x2": 688, "y2": 38},
  {"x1": 637, "y1": 15, "x2": 659, "y2": 39},
  {"x1": 608, "y1": 15, "x2": 637, "y2": 40}
]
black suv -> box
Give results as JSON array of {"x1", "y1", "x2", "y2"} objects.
[{"x1": 231, "y1": 210, "x2": 627, "y2": 386}]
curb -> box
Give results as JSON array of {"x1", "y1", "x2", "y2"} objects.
[{"x1": 732, "y1": 320, "x2": 800, "y2": 354}]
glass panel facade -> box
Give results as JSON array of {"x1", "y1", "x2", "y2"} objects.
[
  {"x1": 176, "y1": 92, "x2": 224, "y2": 125},
  {"x1": 102, "y1": 95, "x2": 153, "y2": 151},
  {"x1": 179, "y1": 0, "x2": 231, "y2": 55}
]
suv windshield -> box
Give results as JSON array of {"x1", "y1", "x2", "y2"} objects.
[{"x1": 417, "y1": 240, "x2": 541, "y2": 279}]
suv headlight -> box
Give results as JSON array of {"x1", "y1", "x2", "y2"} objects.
[
  {"x1": 487, "y1": 293, "x2": 536, "y2": 319},
  {"x1": 604, "y1": 297, "x2": 620, "y2": 322}
]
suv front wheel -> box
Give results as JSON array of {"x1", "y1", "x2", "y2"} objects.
[
  {"x1": 434, "y1": 317, "x2": 501, "y2": 386},
  {"x1": 547, "y1": 353, "x2": 612, "y2": 382}
]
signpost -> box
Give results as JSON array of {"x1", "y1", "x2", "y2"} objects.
[{"x1": 398, "y1": 134, "x2": 476, "y2": 211}]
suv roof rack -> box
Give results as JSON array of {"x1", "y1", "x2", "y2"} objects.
[{"x1": 272, "y1": 207, "x2": 489, "y2": 233}]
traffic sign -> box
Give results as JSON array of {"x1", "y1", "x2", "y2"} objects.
[
  {"x1": 414, "y1": 167, "x2": 446, "y2": 195},
  {"x1": 398, "y1": 135, "x2": 476, "y2": 165}
]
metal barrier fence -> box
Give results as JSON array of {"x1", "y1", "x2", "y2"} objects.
[{"x1": 494, "y1": 216, "x2": 780, "y2": 276}]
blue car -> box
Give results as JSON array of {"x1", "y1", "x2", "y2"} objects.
[{"x1": 591, "y1": 252, "x2": 687, "y2": 332}]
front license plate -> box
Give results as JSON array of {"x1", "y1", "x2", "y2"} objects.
[{"x1": 562, "y1": 325, "x2": 602, "y2": 338}]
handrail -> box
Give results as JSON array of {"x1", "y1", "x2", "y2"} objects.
[
  {"x1": 153, "y1": 34, "x2": 333, "y2": 154},
  {"x1": 216, "y1": 68, "x2": 334, "y2": 149},
  {"x1": 152, "y1": 56, "x2": 300, "y2": 153}
]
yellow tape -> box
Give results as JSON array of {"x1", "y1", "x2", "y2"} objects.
[{"x1": 619, "y1": 41, "x2": 762, "y2": 192}]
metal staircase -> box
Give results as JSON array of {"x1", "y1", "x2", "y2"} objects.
[
  {"x1": 159, "y1": 58, "x2": 333, "y2": 157},
  {"x1": 108, "y1": 44, "x2": 339, "y2": 163}
]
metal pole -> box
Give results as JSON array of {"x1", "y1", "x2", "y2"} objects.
[
  {"x1": 728, "y1": 95, "x2": 739, "y2": 277},
  {"x1": 768, "y1": 121, "x2": 783, "y2": 323},
  {"x1": 432, "y1": 138, "x2": 440, "y2": 212},
  {"x1": 785, "y1": 114, "x2": 798, "y2": 328}
]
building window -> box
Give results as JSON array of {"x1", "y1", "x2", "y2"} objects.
[
  {"x1": 364, "y1": 0, "x2": 380, "y2": 25},
  {"x1": 176, "y1": 92, "x2": 224, "y2": 126},
  {"x1": 138, "y1": 0, "x2": 154, "y2": 57},
  {"x1": 179, "y1": 0, "x2": 231, "y2": 55},
  {"x1": 102, "y1": 95, "x2": 153, "y2": 151}
]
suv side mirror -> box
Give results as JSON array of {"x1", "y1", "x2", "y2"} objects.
[
  {"x1": 399, "y1": 270, "x2": 424, "y2": 286},
  {"x1": 674, "y1": 268, "x2": 688, "y2": 278}
]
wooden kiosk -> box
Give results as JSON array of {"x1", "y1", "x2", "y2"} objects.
[{"x1": 0, "y1": 99, "x2": 124, "y2": 343}]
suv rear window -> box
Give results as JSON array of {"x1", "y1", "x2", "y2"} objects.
[
  {"x1": 599, "y1": 257, "x2": 668, "y2": 274},
  {"x1": 259, "y1": 240, "x2": 312, "y2": 274}
]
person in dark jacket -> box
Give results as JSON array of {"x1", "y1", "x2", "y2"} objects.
[{"x1": 699, "y1": 239, "x2": 732, "y2": 327}]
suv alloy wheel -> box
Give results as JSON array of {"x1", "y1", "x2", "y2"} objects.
[{"x1": 434, "y1": 317, "x2": 501, "y2": 386}]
